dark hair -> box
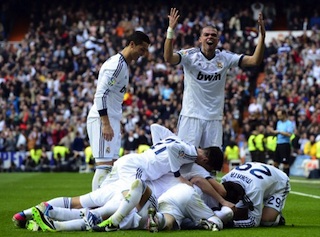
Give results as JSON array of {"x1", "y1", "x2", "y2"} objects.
[
  {"x1": 222, "y1": 181, "x2": 245, "y2": 204},
  {"x1": 126, "y1": 31, "x2": 150, "y2": 46},
  {"x1": 200, "y1": 25, "x2": 219, "y2": 35},
  {"x1": 203, "y1": 146, "x2": 223, "y2": 171},
  {"x1": 277, "y1": 109, "x2": 287, "y2": 117}
]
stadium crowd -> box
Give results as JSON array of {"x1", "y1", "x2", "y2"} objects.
[{"x1": 0, "y1": 0, "x2": 320, "y2": 173}]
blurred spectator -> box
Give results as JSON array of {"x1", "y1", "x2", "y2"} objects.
[
  {"x1": 254, "y1": 124, "x2": 266, "y2": 163},
  {"x1": 72, "y1": 131, "x2": 85, "y2": 157},
  {"x1": 0, "y1": 131, "x2": 5, "y2": 152},
  {"x1": 310, "y1": 10, "x2": 320, "y2": 29},
  {"x1": 0, "y1": 0, "x2": 320, "y2": 173},
  {"x1": 224, "y1": 139, "x2": 240, "y2": 162},
  {"x1": 4, "y1": 129, "x2": 16, "y2": 152},
  {"x1": 251, "y1": 2, "x2": 264, "y2": 22},
  {"x1": 304, "y1": 134, "x2": 317, "y2": 159},
  {"x1": 16, "y1": 129, "x2": 27, "y2": 151},
  {"x1": 123, "y1": 130, "x2": 139, "y2": 155},
  {"x1": 28, "y1": 144, "x2": 42, "y2": 171},
  {"x1": 27, "y1": 126, "x2": 40, "y2": 151}
]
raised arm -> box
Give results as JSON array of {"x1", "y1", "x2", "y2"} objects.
[
  {"x1": 163, "y1": 8, "x2": 181, "y2": 65},
  {"x1": 240, "y1": 12, "x2": 266, "y2": 67}
]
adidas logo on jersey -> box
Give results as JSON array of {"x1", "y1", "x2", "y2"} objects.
[{"x1": 196, "y1": 72, "x2": 221, "y2": 81}]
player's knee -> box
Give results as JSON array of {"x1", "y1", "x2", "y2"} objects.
[
  {"x1": 131, "y1": 179, "x2": 146, "y2": 193},
  {"x1": 131, "y1": 179, "x2": 142, "y2": 188},
  {"x1": 213, "y1": 206, "x2": 234, "y2": 224}
]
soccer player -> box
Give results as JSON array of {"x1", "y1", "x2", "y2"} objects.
[
  {"x1": 29, "y1": 178, "x2": 235, "y2": 232},
  {"x1": 16, "y1": 162, "x2": 227, "y2": 232},
  {"x1": 12, "y1": 124, "x2": 223, "y2": 230},
  {"x1": 163, "y1": 8, "x2": 266, "y2": 170},
  {"x1": 87, "y1": 30, "x2": 150, "y2": 191},
  {"x1": 152, "y1": 183, "x2": 235, "y2": 231},
  {"x1": 267, "y1": 109, "x2": 294, "y2": 176},
  {"x1": 30, "y1": 178, "x2": 157, "y2": 232},
  {"x1": 221, "y1": 162, "x2": 291, "y2": 227}
]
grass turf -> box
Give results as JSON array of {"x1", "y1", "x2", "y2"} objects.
[{"x1": 1, "y1": 172, "x2": 320, "y2": 237}]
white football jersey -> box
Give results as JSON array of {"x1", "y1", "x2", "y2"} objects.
[
  {"x1": 177, "y1": 48, "x2": 243, "y2": 120},
  {"x1": 102, "y1": 134, "x2": 198, "y2": 188},
  {"x1": 88, "y1": 53, "x2": 129, "y2": 120},
  {"x1": 146, "y1": 162, "x2": 212, "y2": 199},
  {"x1": 221, "y1": 162, "x2": 290, "y2": 227}
]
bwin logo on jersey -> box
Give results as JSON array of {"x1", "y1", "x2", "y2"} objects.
[{"x1": 197, "y1": 72, "x2": 221, "y2": 81}]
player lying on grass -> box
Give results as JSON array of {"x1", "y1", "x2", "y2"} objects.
[
  {"x1": 14, "y1": 124, "x2": 234, "y2": 230},
  {"x1": 221, "y1": 162, "x2": 291, "y2": 227},
  {"x1": 30, "y1": 177, "x2": 237, "y2": 232},
  {"x1": 14, "y1": 160, "x2": 234, "y2": 231},
  {"x1": 13, "y1": 123, "x2": 223, "y2": 227}
]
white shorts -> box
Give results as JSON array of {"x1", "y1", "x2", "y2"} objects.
[
  {"x1": 177, "y1": 116, "x2": 222, "y2": 148},
  {"x1": 86, "y1": 117, "x2": 121, "y2": 162},
  {"x1": 79, "y1": 180, "x2": 125, "y2": 208},
  {"x1": 158, "y1": 183, "x2": 214, "y2": 228},
  {"x1": 264, "y1": 181, "x2": 290, "y2": 213}
]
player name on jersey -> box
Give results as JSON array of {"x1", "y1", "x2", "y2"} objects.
[{"x1": 230, "y1": 172, "x2": 253, "y2": 184}]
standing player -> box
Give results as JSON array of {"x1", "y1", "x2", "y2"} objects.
[
  {"x1": 267, "y1": 109, "x2": 294, "y2": 176},
  {"x1": 221, "y1": 162, "x2": 290, "y2": 227},
  {"x1": 87, "y1": 31, "x2": 150, "y2": 191},
  {"x1": 163, "y1": 8, "x2": 266, "y2": 170}
]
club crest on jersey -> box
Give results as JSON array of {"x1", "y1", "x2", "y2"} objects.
[
  {"x1": 217, "y1": 61, "x2": 223, "y2": 68},
  {"x1": 108, "y1": 77, "x2": 116, "y2": 86},
  {"x1": 105, "y1": 146, "x2": 111, "y2": 153},
  {"x1": 178, "y1": 150, "x2": 185, "y2": 157},
  {"x1": 181, "y1": 50, "x2": 188, "y2": 55}
]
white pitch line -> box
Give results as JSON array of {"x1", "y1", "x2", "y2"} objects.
[
  {"x1": 290, "y1": 191, "x2": 320, "y2": 199},
  {"x1": 289, "y1": 179, "x2": 320, "y2": 184}
]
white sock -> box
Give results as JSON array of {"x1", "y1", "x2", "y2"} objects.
[
  {"x1": 54, "y1": 219, "x2": 86, "y2": 231},
  {"x1": 21, "y1": 197, "x2": 72, "y2": 220},
  {"x1": 92, "y1": 165, "x2": 112, "y2": 191},
  {"x1": 90, "y1": 202, "x2": 119, "y2": 220},
  {"x1": 48, "y1": 207, "x2": 86, "y2": 221},
  {"x1": 111, "y1": 179, "x2": 144, "y2": 225},
  {"x1": 156, "y1": 212, "x2": 166, "y2": 230},
  {"x1": 22, "y1": 208, "x2": 33, "y2": 219}
]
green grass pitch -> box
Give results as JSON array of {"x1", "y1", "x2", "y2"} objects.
[{"x1": 1, "y1": 172, "x2": 320, "y2": 237}]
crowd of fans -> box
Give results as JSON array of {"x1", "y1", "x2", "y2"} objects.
[{"x1": 0, "y1": 0, "x2": 320, "y2": 172}]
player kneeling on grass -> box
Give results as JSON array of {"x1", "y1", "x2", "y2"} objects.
[
  {"x1": 154, "y1": 183, "x2": 234, "y2": 231},
  {"x1": 221, "y1": 162, "x2": 290, "y2": 228}
]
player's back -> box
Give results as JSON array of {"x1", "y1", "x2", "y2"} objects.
[
  {"x1": 114, "y1": 134, "x2": 197, "y2": 183},
  {"x1": 113, "y1": 135, "x2": 181, "y2": 182},
  {"x1": 222, "y1": 162, "x2": 289, "y2": 197}
]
